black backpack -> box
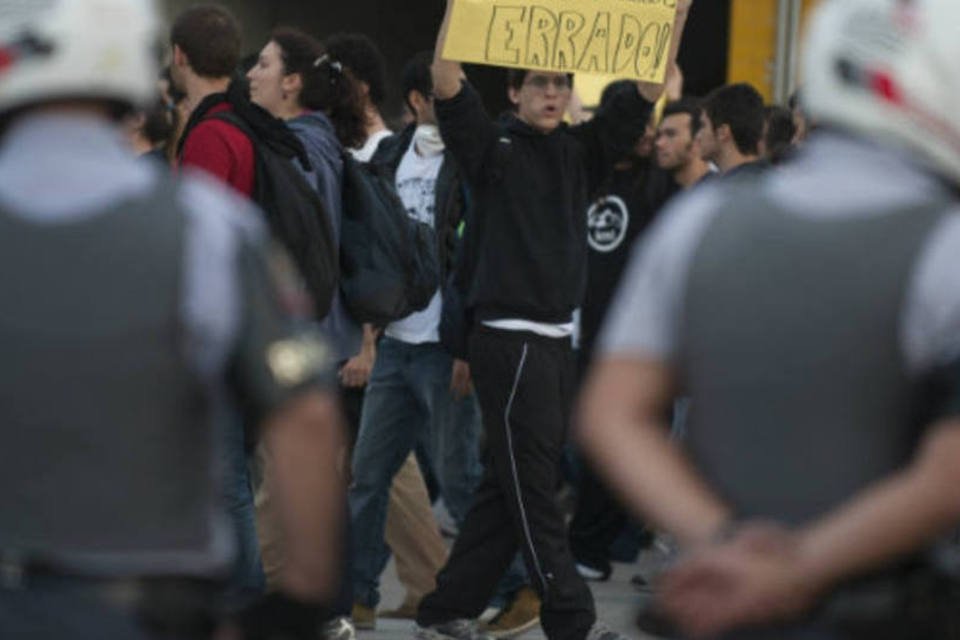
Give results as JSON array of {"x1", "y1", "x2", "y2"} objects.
[
  {"x1": 209, "y1": 109, "x2": 339, "y2": 320},
  {"x1": 339, "y1": 152, "x2": 440, "y2": 325}
]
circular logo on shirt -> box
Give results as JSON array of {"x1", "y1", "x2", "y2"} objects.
[{"x1": 587, "y1": 196, "x2": 630, "y2": 253}]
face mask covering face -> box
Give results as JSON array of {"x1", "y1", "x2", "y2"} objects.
[{"x1": 414, "y1": 124, "x2": 445, "y2": 157}]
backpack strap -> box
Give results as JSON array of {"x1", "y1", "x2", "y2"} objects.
[
  {"x1": 210, "y1": 110, "x2": 257, "y2": 143},
  {"x1": 175, "y1": 92, "x2": 229, "y2": 158}
]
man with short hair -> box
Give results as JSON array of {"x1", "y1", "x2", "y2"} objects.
[
  {"x1": 169, "y1": 4, "x2": 267, "y2": 599},
  {"x1": 414, "y1": 3, "x2": 691, "y2": 640},
  {"x1": 170, "y1": 4, "x2": 253, "y2": 194},
  {"x1": 0, "y1": 1, "x2": 343, "y2": 637},
  {"x1": 655, "y1": 98, "x2": 712, "y2": 188},
  {"x1": 580, "y1": 0, "x2": 960, "y2": 638},
  {"x1": 571, "y1": 92, "x2": 707, "y2": 586},
  {"x1": 696, "y1": 83, "x2": 766, "y2": 175},
  {"x1": 760, "y1": 104, "x2": 799, "y2": 164}
]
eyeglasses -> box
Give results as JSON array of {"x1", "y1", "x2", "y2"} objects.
[{"x1": 524, "y1": 75, "x2": 571, "y2": 91}]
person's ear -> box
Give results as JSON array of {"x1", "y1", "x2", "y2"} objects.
[
  {"x1": 172, "y1": 44, "x2": 186, "y2": 68},
  {"x1": 283, "y1": 72, "x2": 303, "y2": 98},
  {"x1": 716, "y1": 123, "x2": 732, "y2": 144},
  {"x1": 407, "y1": 90, "x2": 424, "y2": 113}
]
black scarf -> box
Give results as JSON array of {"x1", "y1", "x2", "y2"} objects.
[{"x1": 176, "y1": 78, "x2": 313, "y2": 173}]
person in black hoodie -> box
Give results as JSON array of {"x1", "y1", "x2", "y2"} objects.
[
  {"x1": 569, "y1": 82, "x2": 682, "y2": 584},
  {"x1": 414, "y1": 3, "x2": 692, "y2": 640}
]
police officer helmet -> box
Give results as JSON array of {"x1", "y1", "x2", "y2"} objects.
[
  {"x1": 0, "y1": 0, "x2": 159, "y2": 115},
  {"x1": 803, "y1": 0, "x2": 960, "y2": 185}
]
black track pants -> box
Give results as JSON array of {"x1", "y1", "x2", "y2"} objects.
[
  {"x1": 569, "y1": 351, "x2": 629, "y2": 573},
  {"x1": 418, "y1": 327, "x2": 596, "y2": 640}
]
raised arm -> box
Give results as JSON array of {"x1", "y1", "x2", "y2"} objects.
[
  {"x1": 432, "y1": 0, "x2": 464, "y2": 100},
  {"x1": 636, "y1": 0, "x2": 693, "y2": 102},
  {"x1": 431, "y1": 0, "x2": 499, "y2": 184},
  {"x1": 570, "y1": 1, "x2": 693, "y2": 192}
]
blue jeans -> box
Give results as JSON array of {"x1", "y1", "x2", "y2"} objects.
[
  {"x1": 492, "y1": 554, "x2": 529, "y2": 607},
  {"x1": 221, "y1": 409, "x2": 265, "y2": 606},
  {"x1": 349, "y1": 338, "x2": 482, "y2": 608},
  {"x1": 435, "y1": 387, "x2": 484, "y2": 524}
]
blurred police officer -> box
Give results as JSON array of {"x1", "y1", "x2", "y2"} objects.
[
  {"x1": 581, "y1": 0, "x2": 960, "y2": 638},
  {"x1": 0, "y1": 1, "x2": 344, "y2": 638}
]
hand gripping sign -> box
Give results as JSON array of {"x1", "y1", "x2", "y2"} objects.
[{"x1": 442, "y1": 0, "x2": 681, "y2": 83}]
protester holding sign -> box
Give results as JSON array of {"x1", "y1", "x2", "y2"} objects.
[{"x1": 413, "y1": 2, "x2": 692, "y2": 640}]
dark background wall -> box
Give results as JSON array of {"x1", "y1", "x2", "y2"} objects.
[{"x1": 162, "y1": 0, "x2": 729, "y2": 121}]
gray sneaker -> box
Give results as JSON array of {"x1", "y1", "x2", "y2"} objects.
[
  {"x1": 414, "y1": 619, "x2": 493, "y2": 640},
  {"x1": 584, "y1": 622, "x2": 630, "y2": 640}
]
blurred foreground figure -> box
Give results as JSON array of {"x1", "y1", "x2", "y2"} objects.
[
  {"x1": 580, "y1": 0, "x2": 960, "y2": 638},
  {"x1": 0, "y1": 1, "x2": 344, "y2": 638}
]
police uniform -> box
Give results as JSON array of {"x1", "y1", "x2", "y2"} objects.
[
  {"x1": 0, "y1": 112, "x2": 335, "y2": 637},
  {"x1": 603, "y1": 132, "x2": 960, "y2": 638}
]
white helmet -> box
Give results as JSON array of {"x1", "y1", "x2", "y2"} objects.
[
  {"x1": 0, "y1": 0, "x2": 159, "y2": 115},
  {"x1": 803, "y1": 0, "x2": 960, "y2": 184}
]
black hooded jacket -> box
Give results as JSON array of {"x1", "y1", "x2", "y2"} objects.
[{"x1": 435, "y1": 81, "x2": 654, "y2": 325}]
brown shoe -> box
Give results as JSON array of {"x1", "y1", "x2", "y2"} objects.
[
  {"x1": 379, "y1": 600, "x2": 419, "y2": 620},
  {"x1": 351, "y1": 602, "x2": 376, "y2": 631},
  {"x1": 481, "y1": 587, "x2": 541, "y2": 639}
]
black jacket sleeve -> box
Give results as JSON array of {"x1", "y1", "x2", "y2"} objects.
[
  {"x1": 568, "y1": 83, "x2": 655, "y2": 196},
  {"x1": 434, "y1": 81, "x2": 501, "y2": 186}
]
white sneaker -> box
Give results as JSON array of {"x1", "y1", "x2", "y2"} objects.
[
  {"x1": 321, "y1": 616, "x2": 357, "y2": 640},
  {"x1": 585, "y1": 622, "x2": 629, "y2": 640},
  {"x1": 479, "y1": 607, "x2": 502, "y2": 623},
  {"x1": 576, "y1": 563, "x2": 604, "y2": 580}
]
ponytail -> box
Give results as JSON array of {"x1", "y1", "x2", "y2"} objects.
[{"x1": 271, "y1": 27, "x2": 367, "y2": 149}]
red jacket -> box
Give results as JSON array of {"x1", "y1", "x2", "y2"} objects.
[{"x1": 180, "y1": 103, "x2": 255, "y2": 197}]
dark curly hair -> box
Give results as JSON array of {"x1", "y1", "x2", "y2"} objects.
[
  {"x1": 323, "y1": 33, "x2": 388, "y2": 110},
  {"x1": 270, "y1": 28, "x2": 367, "y2": 149}
]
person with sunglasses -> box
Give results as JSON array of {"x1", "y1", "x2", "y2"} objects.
[{"x1": 413, "y1": 3, "x2": 693, "y2": 640}]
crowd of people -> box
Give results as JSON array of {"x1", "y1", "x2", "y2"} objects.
[{"x1": 3, "y1": 0, "x2": 960, "y2": 639}]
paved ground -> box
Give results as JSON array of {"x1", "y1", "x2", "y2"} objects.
[{"x1": 359, "y1": 555, "x2": 669, "y2": 640}]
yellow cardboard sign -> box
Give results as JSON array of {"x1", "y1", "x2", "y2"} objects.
[
  {"x1": 575, "y1": 72, "x2": 621, "y2": 108},
  {"x1": 443, "y1": 0, "x2": 680, "y2": 83}
]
